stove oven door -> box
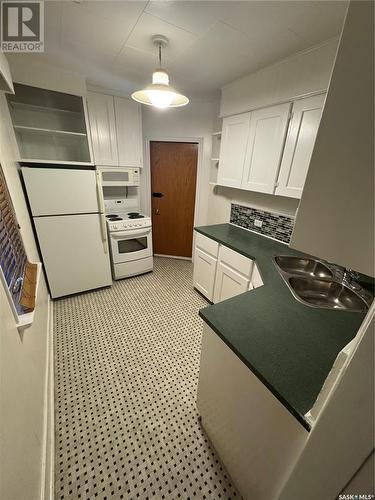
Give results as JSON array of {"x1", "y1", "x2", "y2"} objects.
[{"x1": 110, "y1": 227, "x2": 153, "y2": 264}]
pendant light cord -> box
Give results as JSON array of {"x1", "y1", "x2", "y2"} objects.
[{"x1": 158, "y1": 43, "x2": 162, "y2": 68}]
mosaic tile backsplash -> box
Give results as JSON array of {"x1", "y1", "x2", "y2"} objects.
[{"x1": 230, "y1": 203, "x2": 294, "y2": 243}]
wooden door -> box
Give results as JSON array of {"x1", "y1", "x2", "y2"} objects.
[
  {"x1": 241, "y1": 102, "x2": 291, "y2": 194},
  {"x1": 275, "y1": 94, "x2": 325, "y2": 199},
  {"x1": 218, "y1": 113, "x2": 251, "y2": 188},
  {"x1": 150, "y1": 141, "x2": 198, "y2": 257}
]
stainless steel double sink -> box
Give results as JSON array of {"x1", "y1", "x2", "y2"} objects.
[{"x1": 274, "y1": 256, "x2": 370, "y2": 313}]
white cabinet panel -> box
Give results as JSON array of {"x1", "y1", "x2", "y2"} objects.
[
  {"x1": 195, "y1": 232, "x2": 219, "y2": 257},
  {"x1": 275, "y1": 94, "x2": 325, "y2": 199},
  {"x1": 218, "y1": 245, "x2": 253, "y2": 278},
  {"x1": 251, "y1": 263, "x2": 264, "y2": 289},
  {"x1": 0, "y1": 51, "x2": 14, "y2": 93},
  {"x1": 197, "y1": 324, "x2": 308, "y2": 500},
  {"x1": 114, "y1": 97, "x2": 143, "y2": 168},
  {"x1": 87, "y1": 92, "x2": 118, "y2": 166},
  {"x1": 193, "y1": 248, "x2": 217, "y2": 301},
  {"x1": 241, "y1": 103, "x2": 291, "y2": 194},
  {"x1": 213, "y1": 262, "x2": 249, "y2": 303},
  {"x1": 217, "y1": 113, "x2": 251, "y2": 188}
]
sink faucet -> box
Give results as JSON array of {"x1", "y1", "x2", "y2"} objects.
[{"x1": 343, "y1": 268, "x2": 361, "y2": 290}]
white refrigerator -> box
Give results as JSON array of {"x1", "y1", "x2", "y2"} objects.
[{"x1": 22, "y1": 167, "x2": 112, "y2": 298}]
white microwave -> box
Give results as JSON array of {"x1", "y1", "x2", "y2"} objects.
[{"x1": 99, "y1": 168, "x2": 140, "y2": 187}]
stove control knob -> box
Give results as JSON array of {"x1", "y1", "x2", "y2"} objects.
[{"x1": 113, "y1": 224, "x2": 118, "y2": 230}]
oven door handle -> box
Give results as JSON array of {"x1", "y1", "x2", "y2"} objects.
[{"x1": 111, "y1": 228, "x2": 151, "y2": 239}]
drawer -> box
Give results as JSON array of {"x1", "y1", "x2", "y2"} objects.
[
  {"x1": 251, "y1": 263, "x2": 264, "y2": 288},
  {"x1": 218, "y1": 245, "x2": 253, "y2": 278},
  {"x1": 195, "y1": 232, "x2": 219, "y2": 258}
]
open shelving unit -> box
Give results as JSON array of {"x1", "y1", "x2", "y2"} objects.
[
  {"x1": 7, "y1": 83, "x2": 92, "y2": 164},
  {"x1": 13, "y1": 125, "x2": 87, "y2": 136},
  {"x1": 209, "y1": 128, "x2": 222, "y2": 185}
]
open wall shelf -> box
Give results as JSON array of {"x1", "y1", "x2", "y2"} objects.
[{"x1": 7, "y1": 83, "x2": 92, "y2": 164}]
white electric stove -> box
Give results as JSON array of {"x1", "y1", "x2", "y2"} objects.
[{"x1": 105, "y1": 200, "x2": 153, "y2": 280}]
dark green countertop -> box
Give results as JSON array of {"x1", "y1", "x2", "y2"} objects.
[{"x1": 195, "y1": 224, "x2": 366, "y2": 431}]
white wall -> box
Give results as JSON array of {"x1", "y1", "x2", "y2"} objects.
[
  {"x1": 0, "y1": 92, "x2": 51, "y2": 500},
  {"x1": 141, "y1": 100, "x2": 218, "y2": 228},
  {"x1": 220, "y1": 38, "x2": 339, "y2": 117},
  {"x1": 339, "y1": 451, "x2": 374, "y2": 496},
  {"x1": 290, "y1": 0, "x2": 374, "y2": 277},
  {"x1": 7, "y1": 55, "x2": 87, "y2": 96},
  {"x1": 207, "y1": 186, "x2": 299, "y2": 225},
  {"x1": 207, "y1": 38, "x2": 339, "y2": 225}
]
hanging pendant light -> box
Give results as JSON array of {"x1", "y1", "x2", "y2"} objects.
[{"x1": 131, "y1": 35, "x2": 189, "y2": 109}]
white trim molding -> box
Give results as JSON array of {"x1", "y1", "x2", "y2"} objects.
[{"x1": 40, "y1": 297, "x2": 54, "y2": 500}]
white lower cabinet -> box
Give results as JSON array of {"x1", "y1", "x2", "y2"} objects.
[
  {"x1": 193, "y1": 248, "x2": 217, "y2": 301},
  {"x1": 213, "y1": 245, "x2": 253, "y2": 303},
  {"x1": 197, "y1": 324, "x2": 308, "y2": 500},
  {"x1": 213, "y1": 262, "x2": 249, "y2": 303},
  {"x1": 193, "y1": 232, "x2": 263, "y2": 303},
  {"x1": 193, "y1": 234, "x2": 219, "y2": 301}
]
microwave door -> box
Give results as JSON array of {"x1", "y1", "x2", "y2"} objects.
[{"x1": 100, "y1": 168, "x2": 139, "y2": 187}]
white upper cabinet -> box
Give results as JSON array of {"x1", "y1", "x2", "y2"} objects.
[
  {"x1": 114, "y1": 97, "x2": 143, "y2": 168},
  {"x1": 0, "y1": 52, "x2": 14, "y2": 93},
  {"x1": 241, "y1": 102, "x2": 291, "y2": 194},
  {"x1": 87, "y1": 92, "x2": 118, "y2": 166},
  {"x1": 87, "y1": 92, "x2": 143, "y2": 168},
  {"x1": 217, "y1": 112, "x2": 251, "y2": 188},
  {"x1": 275, "y1": 94, "x2": 325, "y2": 199}
]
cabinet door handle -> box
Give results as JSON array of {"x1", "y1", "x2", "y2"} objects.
[
  {"x1": 152, "y1": 192, "x2": 164, "y2": 198},
  {"x1": 154, "y1": 208, "x2": 160, "y2": 215}
]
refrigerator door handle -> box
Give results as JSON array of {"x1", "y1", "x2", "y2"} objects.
[
  {"x1": 100, "y1": 213, "x2": 108, "y2": 254},
  {"x1": 96, "y1": 170, "x2": 105, "y2": 214}
]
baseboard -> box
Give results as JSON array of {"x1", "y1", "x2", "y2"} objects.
[
  {"x1": 40, "y1": 297, "x2": 54, "y2": 500},
  {"x1": 154, "y1": 254, "x2": 192, "y2": 261}
]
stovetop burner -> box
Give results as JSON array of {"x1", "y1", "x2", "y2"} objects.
[
  {"x1": 107, "y1": 215, "x2": 123, "y2": 221},
  {"x1": 126, "y1": 212, "x2": 144, "y2": 220}
]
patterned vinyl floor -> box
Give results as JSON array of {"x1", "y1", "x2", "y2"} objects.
[{"x1": 54, "y1": 257, "x2": 239, "y2": 500}]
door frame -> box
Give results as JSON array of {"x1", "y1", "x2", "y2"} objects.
[{"x1": 143, "y1": 137, "x2": 204, "y2": 259}]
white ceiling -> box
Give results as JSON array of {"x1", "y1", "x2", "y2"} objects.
[{"x1": 16, "y1": 0, "x2": 348, "y2": 99}]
